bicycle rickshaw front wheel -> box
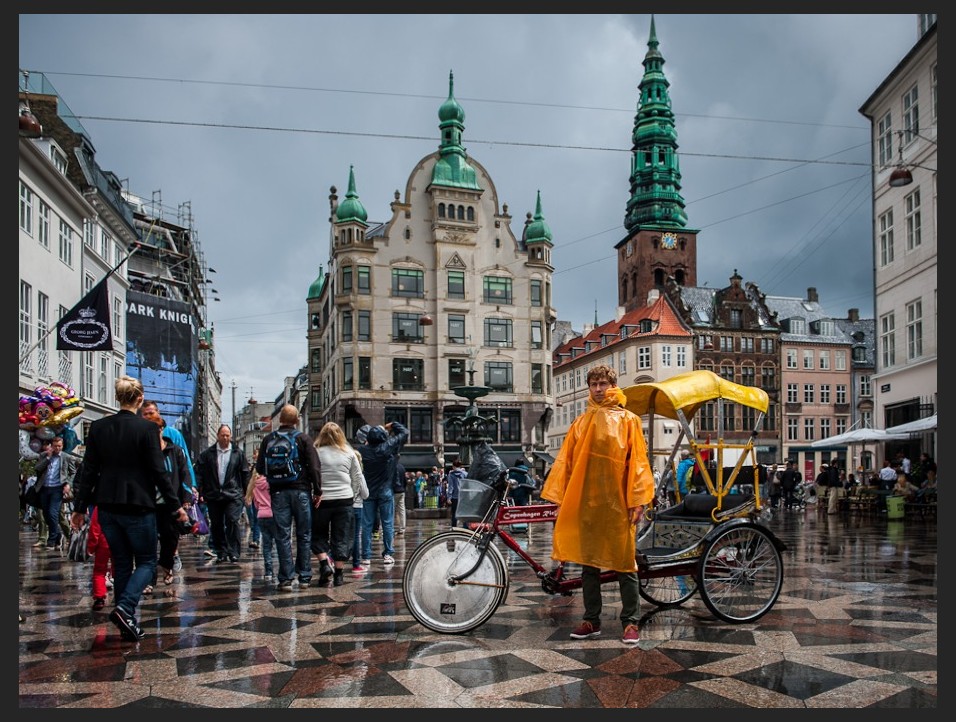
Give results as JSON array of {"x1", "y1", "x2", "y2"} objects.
[
  {"x1": 402, "y1": 529, "x2": 509, "y2": 634},
  {"x1": 697, "y1": 523, "x2": 784, "y2": 623}
]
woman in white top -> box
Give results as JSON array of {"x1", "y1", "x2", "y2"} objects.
[{"x1": 312, "y1": 422, "x2": 367, "y2": 586}]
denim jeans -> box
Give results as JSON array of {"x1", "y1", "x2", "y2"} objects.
[
  {"x1": 39, "y1": 484, "x2": 64, "y2": 547},
  {"x1": 351, "y1": 505, "x2": 364, "y2": 566},
  {"x1": 97, "y1": 508, "x2": 158, "y2": 619},
  {"x1": 258, "y1": 516, "x2": 278, "y2": 577},
  {"x1": 271, "y1": 489, "x2": 313, "y2": 584},
  {"x1": 362, "y1": 492, "x2": 394, "y2": 559},
  {"x1": 246, "y1": 502, "x2": 260, "y2": 544}
]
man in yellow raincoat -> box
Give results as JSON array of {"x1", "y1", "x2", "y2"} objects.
[{"x1": 541, "y1": 364, "x2": 655, "y2": 644}]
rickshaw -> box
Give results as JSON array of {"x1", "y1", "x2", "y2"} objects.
[{"x1": 402, "y1": 369, "x2": 786, "y2": 634}]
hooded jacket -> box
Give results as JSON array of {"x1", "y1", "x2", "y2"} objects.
[{"x1": 357, "y1": 421, "x2": 408, "y2": 498}]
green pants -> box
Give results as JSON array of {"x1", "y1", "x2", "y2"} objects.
[{"x1": 581, "y1": 564, "x2": 640, "y2": 628}]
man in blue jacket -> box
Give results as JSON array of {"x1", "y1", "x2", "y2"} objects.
[{"x1": 357, "y1": 421, "x2": 408, "y2": 566}]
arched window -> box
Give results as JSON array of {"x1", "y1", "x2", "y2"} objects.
[
  {"x1": 438, "y1": 203, "x2": 446, "y2": 218},
  {"x1": 457, "y1": 205, "x2": 465, "y2": 220},
  {"x1": 467, "y1": 206, "x2": 475, "y2": 221}
]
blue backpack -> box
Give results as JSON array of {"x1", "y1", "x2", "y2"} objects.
[{"x1": 263, "y1": 430, "x2": 302, "y2": 487}]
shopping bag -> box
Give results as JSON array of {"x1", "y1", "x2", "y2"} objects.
[
  {"x1": 188, "y1": 503, "x2": 209, "y2": 535},
  {"x1": 67, "y1": 520, "x2": 92, "y2": 562}
]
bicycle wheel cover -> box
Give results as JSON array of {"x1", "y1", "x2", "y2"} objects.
[{"x1": 402, "y1": 530, "x2": 508, "y2": 634}]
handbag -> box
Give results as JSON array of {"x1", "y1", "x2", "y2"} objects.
[
  {"x1": 67, "y1": 519, "x2": 92, "y2": 562},
  {"x1": 23, "y1": 480, "x2": 40, "y2": 508}
]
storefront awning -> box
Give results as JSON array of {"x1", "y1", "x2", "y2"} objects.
[
  {"x1": 398, "y1": 453, "x2": 440, "y2": 471},
  {"x1": 533, "y1": 451, "x2": 556, "y2": 464}
]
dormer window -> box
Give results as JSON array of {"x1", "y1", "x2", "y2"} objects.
[
  {"x1": 788, "y1": 318, "x2": 806, "y2": 335},
  {"x1": 49, "y1": 143, "x2": 68, "y2": 175}
]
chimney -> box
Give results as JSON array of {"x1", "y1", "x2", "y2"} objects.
[
  {"x1": 646, "y1": 289, "x2": 660, "y2": 306},
  {"x1": 807, "y1": 287, "x2": 819, "y2": 303},
  {"x1": 615, "y1": 306, "x2": 627, "y2": 322},
  {"x1": 847, "y1": 308, "x2": 859, "y2": 322}
]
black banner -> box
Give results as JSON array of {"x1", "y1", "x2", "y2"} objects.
[{"x1": 55, "y1": 279, "x2": 112, "y2": 351}]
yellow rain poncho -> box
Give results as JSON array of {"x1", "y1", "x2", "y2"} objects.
[{"x1": 542, "y1": 386, "x2": 655, "y2": 572}]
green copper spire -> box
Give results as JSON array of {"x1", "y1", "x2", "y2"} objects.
[
  {"x1": 524, "y1": 190, "x2": 553, "y2": 245},
  {"x1": 431, "y1": 70, "x2": 481, "y2": 191},
  {"x1": 335, "y1": 165, "x2": 368, "y2": 224},
  {"x1": 623, "y1": 15, "x2": 688, "y2": 231},
  {"x1": 307, "y1": 265, "x2": 326, "y2": 300}
]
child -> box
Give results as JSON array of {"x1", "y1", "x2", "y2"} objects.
[{"x1": 244, "y1": 460, "x2": 277, "y2": 580}]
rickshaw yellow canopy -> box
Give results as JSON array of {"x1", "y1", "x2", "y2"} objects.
[{"x1": 622, "y1": 369, "x2": 769, "y2": 420}]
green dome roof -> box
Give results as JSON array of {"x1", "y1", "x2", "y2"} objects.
[
  {"x1": 307, "y1": 266, "x2": 326, "y2": 300},
  {"x1": 335, "y1": 165, "x2": 368, "y2": 224},
  {"x1": 525, "y1": 191, "x2": 553, "y2": 244},
  {"x1": 438, "y1": 70, "x2": 465, "y2": 124}
]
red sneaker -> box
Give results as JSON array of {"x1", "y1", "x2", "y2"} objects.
[
  {"x1": 621, "y1": 624, "x2": 640, "y2": 645},
  {"x1": 569, "y1": 621, "x2": 601, "y2": 639}
]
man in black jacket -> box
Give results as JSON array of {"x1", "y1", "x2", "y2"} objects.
[
  {"x1": 357, "y1": 421, "x2": 408, "y2": 566},
  {"x1": 195, "y1": 424, "x2": 249, "y2": 563},
  {"x1": 780, "y1": 460, "x2": 800, "y2": 510},
  {"x1": 254, "y1": 405, "x2": 322, "y2": 591}
]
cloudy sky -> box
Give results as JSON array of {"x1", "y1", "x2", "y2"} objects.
[{"x1": 19, "y1": 13, "x2": 920, "y2": 417}]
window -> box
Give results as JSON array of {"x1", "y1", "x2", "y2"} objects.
[
  {"x1": 787, "y1": 417, "x2": 799, "y2": 441},
  {"x1": 448, "y1": 358, "x2": 466, "y2": 387},
  {"x1": 860, "y1": 375, "x2": 871, "y2": 397},
  {"x1": 37, "y1": 200, "x2": 50, "y2": 249},
  {"x1": 310, "y1": 348, "x2": 321, "y2": 373},
  {"x1": 36, "y1": 292, "x2": 49, "y2": 377},
  {"x1": 392, "y1": 267, "x2": 424, "y2": 297},
  {"x1": 447, "y1": 271, "x2": 465, "y2": 300},
  {"x1": 83, "y1": 352, "x2": 94, "y2": 398},
  {"x1": 760, "y1": 338, "x2": 774, "y2": 354},
  {"x1": 112, "y1": 295, "x2": 122, "y2": 341},
  {"x1": 98, "y1": 354, "x2": 108, "y2": 404},
  {"x1": 393, "y1": 358, "x2": 423, "y2": 390},
  {"x1": 803, "y1": 384, "x2": 814, "y2": 404},
  {"x1": 58, "y1": 219, "x2": 74, "y2": 267},
  {"x1": 661, "y1": 345, "x2": 672, "y2": 366},
  {"x1": 931, "y1": 63, "x2": 937, "y2": 122},
  {"x1": 902, "y1": 83, "x2": 919, "y2": 145},
  {"x1": 619, "y1": 351, "x2": 626, "y2": 375},
  {"x1": 676, "y1": 345, "x2": 687, "y2": 367},
  {"x1": 358, "y1": 357, "x2": 371, "y2": 389},
  {"x1": 498, "y1": 409, "x2": 521, "y2": 443},
  {"x1": 820, "y1": 384, "x2": 831, "y2": 404},
  {"x1": 484, "y1": 317, "x2": 513, "y2": 347},
  {"x1": 357, "y1": 265, "x2": 371, "y2": 294},
  {"x1": 342, "y1": 357, "x2": 354, "y2": 390},
  {"x1": 720, "y1": 336, "x2": 734, "y2": 352},
  {"x1": 803, "y1": 418, "x2": 815, "y2": 441},
  {"x1": 19, "y1": 281, "x2": 32, "y2": 373},
  {"x1": 721, "y1": 402, "x2": 735, "y2": 430},
  {"x1": 698, "y1": 402, "x2": 716, "y2": 432},
  {"x1": 740, "y1": 366, "x2": 755, "y2": 387},
  {"x1": 531, "y1": 363, "x2": 544, "y2": 394},
  {"x1": 787, "y1": 383, "x2": 798, "y2": 403},
  {"x1": 483, "y1": 276, "x2": 512, "y2": 304},
  {"x1": 761, "y1": 366, "x2": 776, "y2": 391},
  {"x1": 789, "y1": 318, "x2": 806, "y2": 335},
  {"x1": 836, "y1": 417, "x2": 847, "y2": 435},
  {"x1": 729, "y1": 309, "x2": 742, "y2": 329},
  {"x1": 742, "y1": 405, "x2": 756, "y2": 431},
  {"x1": 820, "y1": 418, "x2": 831, "y2": 439},
  {"x1": 341, "y1": 265, "x2": 353, "y2": 293},
  {"x1": 877, "y1": 111, "x2": 893, "y2": 166},
  {"x1": 719, "y1": 365, "x2": 734, "y2": 382},
  {"x1": 357, "y1": 310, "x2": 371, "y2": 341},
  {"x1": 740, "y1": 337, "x2": 754, "y2": 353},
  {"x1": 311, "y1": 386, "x2": 322, "y2": 410},
  {"x1": 880, "y1": 312, "x2": 896, "y2": 367},
  {"x1": 906, "y1": 299, "x2": 923, "y2": 360},
  {"x1": 698, "y1": 334, "x2": 712, "y2": 350},
  {"x1": 341, "y1": 310, "x2": 353, "y2": 342},
  {"x1": 438, "y1": 203, "x2": 446, "y2": 218},
  {"x1": 393, "y1": 312, "x2": 424, "y2": 342},
  {"x1": 410, "y1": 408, "x2": 433, "y2": 444},
  {"x1": 836, "y1": 385, "x2": 847, "y2": 405},
  {"x1": 19, "y1": 181, "x2": 33, "y2": 235},
  {"x1": 904, "y1": 189, "x2": 921, "y2": 251},
  {"x1": 802, "y1": 350, "x2": 813, "y2": 369},
  {"x1": 100, "y1": 230, "x2": 112, "y2": 263},
  {"x1": 50, "y1": 143, "x2": 68, "y2": 174},
  {"x1": 817, "y1": 320, "x2": 835, "y2": 336},
  {"x1": 485, "y1": 361, "x2": 513, "y2": 392},
  {"x1": 448, "y1": 314, "x2": 465, "y2": 344},
  {"x1": 637, "y1": 346, "x2": 651, "y2": 370},
  {"x1": 819, "y1": 350, "x2": 830, "y2": 370},
  {"x1": 531, "y1": 320, "x2": 543, "y2": 349},
  {"x1": 530, "y1": 279, "x2": 542, "y2": 307},
  {"x1": 835, "y1": 350, "x2": 846, "y2": 371}
]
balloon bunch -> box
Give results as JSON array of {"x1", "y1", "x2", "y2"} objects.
[{"x1": 18, "y1": 382, "x2": 84, "y2": 457}]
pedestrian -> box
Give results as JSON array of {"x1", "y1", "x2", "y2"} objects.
[
  {"x1": 254, "y1": 404, "x2": 322, "y2": 591},
  {"x1": 312, "y1": 422, "x2": 367, "y2": 586},
  {"x1": 357, "y1": 421, "x2": 408, "y2": 567},
  {"x1": 34, "y1": 435, "x2": 79, "y2": 551},
  {"x1": 674, "y1": 449, "x2": 695, "y2": 503},
  {"x1": 70, "y1": 375, "x2": 189, "y2": 642},
  {"x1": 195, "y1": 425, "x2": 249, "y2": 563},
  {"x1": 393, "y1": 455, "x2": 407, "y2": 536},
  {"x1": 244, "y1": 453, "x2": 278, "y2": 581},
  {"x1": 86, "y1": 505, "x2": 112, "y2": 611},
  {"x1": 414, "y1": 470, "x2": 427, "y2": 509},
  {"x1": 446, "y1": 458, "x2": 467, "y2": 528},
  {"x1": 152, "y1": 422, "x2": 193, "y2": 588},
  {"x1": 780, "y1": 460, "x2": 800, "y2": 510},
  {"x1": 541, "y1": 363, "x2": 655, "y2": 645},
  {"x1": 878, "y1": 459, "x2": 899, "y2": 491}
]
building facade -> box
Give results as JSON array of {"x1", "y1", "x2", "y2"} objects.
[
  {"x1": 859, "y1": 16, "x2": 936, "y2": 454},
  {"x1": 307, "y1": 73, "x2": 556, "y2": 471}
]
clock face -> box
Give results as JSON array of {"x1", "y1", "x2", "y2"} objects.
[{"x1": 661, "y1": 232, "x2": 678, "y2": 250}]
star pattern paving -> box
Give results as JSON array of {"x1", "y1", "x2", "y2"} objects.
[{"x1": 19, "y1": 508, "x2": 936, "y2": 708}]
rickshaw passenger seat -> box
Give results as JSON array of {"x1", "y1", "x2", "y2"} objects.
[{"x1": 655, "y1": 493, "x2": 755, "y2": 520}]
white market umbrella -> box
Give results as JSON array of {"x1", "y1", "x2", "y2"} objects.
[
  {"x1": 810, "y1": 427, "x2": 909, "y2": 448},
  {"x1": 885, "y1": 414, "x2": 937, "y2": 434}
]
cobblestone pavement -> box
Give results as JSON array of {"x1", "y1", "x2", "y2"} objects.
[{"x1": 19, "y1": 506, "x2": 936, "y2": 708}]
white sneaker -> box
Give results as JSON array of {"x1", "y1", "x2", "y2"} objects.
[
  {"x1": 172, "y1": 554, "x2": 183, "y2": 572},
  {"x1": 360, "y1": 559, "x2": 370, "y2": 567},
  {"x1": 383, "y1": 554, "x2": 395, "y2": 565}
]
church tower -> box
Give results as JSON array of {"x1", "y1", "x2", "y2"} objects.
[{"x1": 615, "y1": 16, "x2": 698, "y2": 311}]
